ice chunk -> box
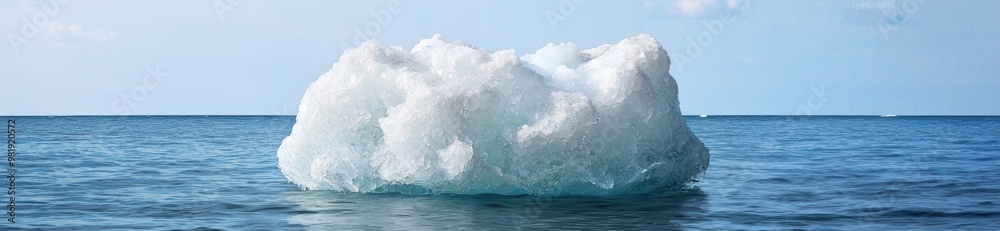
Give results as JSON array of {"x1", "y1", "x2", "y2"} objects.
[{"x1": 276, "y1": 34, "x2": 709, "y2": 195}]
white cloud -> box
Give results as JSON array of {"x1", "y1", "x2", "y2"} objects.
[
  {"x1": 676, "y1": 0, "x2": 719, "y2": 17},
  {"x1": 40, "y1": 21, "x2": 122, "y2": 42},
  {"x1": 662, "y1": 0, "x2": 749, "y2": 18}
]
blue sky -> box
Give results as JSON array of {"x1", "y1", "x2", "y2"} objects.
[{"x1": 2, "y1": 0, "x2": 998, "y2": 115}]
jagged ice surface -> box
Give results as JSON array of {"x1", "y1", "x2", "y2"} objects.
[{"x1": 277, "y1": 34, "x2": 709, "y2": 195}]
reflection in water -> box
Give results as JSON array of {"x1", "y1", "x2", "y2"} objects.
[{"x1": 283, "y1": 190, "x2": 708, "y2": 230}]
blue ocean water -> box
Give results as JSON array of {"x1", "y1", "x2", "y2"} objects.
[{"x1": 4, "y1": 116, "x2": 999, "y2": 230}]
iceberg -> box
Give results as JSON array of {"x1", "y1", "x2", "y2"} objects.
[{"x1": 276, "y1": 34, "x2": 709, "y2": 195}]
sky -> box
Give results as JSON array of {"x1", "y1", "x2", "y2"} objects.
[{"x1": 1, "y1": 0, "x2": 998, "y2": 116}]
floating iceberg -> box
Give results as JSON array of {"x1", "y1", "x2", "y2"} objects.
[{"x1": 276, "y1": 34, "x2": 709, "y2": 195}]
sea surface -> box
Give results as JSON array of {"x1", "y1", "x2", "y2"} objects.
[{"x1": 4, "y1": 116, "x2": 999, "y2": 230}]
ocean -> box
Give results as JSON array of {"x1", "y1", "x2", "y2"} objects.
[{"x1": 4, "y1": 116, "x2": 999, "y2": 230}]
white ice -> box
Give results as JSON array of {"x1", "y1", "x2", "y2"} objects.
[{"x1": 276, "y1": 34, "x2": 709, "y2": 195}]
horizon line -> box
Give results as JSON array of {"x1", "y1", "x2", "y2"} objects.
[{"x1": 3, "y1": 114, "x2": 1000, "y2": 117}]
